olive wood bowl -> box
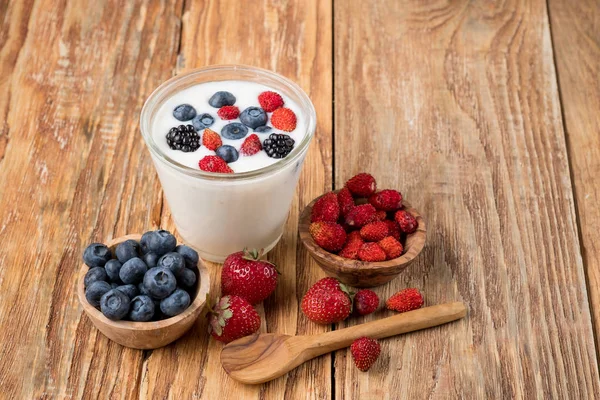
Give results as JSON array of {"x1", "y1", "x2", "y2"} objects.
[
  {"x1": 77, "y1": 234, "x2": 210, "y2": 349},
  {"x1": 299, "y1": 194, "x2": 426, "y2": 287}
]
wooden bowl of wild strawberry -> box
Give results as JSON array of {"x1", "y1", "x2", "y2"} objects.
[{"x1": 299, "y1": 173, "x2": 426, "y2": 287}]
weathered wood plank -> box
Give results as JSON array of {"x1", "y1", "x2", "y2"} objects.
[
  {"x1": 548, "y1": 0, "x2": 600, "y2": 353},
  {"x1": 0, "y1": 0, "x2": 182, "y2": 398},
  {"x1": 334, "y1": 0, "x2": 600, "y2": 398},
  {"x1": 139, "y1": 0, "x2": 333, "y2": 399}
]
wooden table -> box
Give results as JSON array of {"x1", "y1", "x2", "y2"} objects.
[{"x1": 1, "y1": 0, "x2": 599, "y2": 398}]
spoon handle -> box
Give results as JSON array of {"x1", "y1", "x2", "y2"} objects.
[{"x1": 304, "y1": 302, "x2": 466, "y2": 356}]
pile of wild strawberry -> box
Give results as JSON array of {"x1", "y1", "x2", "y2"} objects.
[{"x1": 309, "y1": 172, "x2": 419, "y2": 261}]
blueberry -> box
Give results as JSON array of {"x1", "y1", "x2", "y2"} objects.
[
  {"x1": 208, "y1": 91, "x2": 236, "y2": 108},
  {"x1": 85, "y1": 281, "x2": 111, "y2": 308},
  {"x1": 115, "y1": 284, "x2": 138, "y2": 299},
  {"x1": 100, "y1": 289, "x2": 131, "y2": 320},
  {"x1": 142, "y1": 252, "x2": 159, "y2": 268},
  {"x1": 111, "y1": 283, "x2": 119, "y2": 289},
  {"x1": 254, "y1": 125, "x2": 272, "y2": 133},
  {"x1": 84, "y1": 267, "x2": 108, "y2": 287},
  {"x1": 173, "y1": 104, "x2": 197, "y2": 121},
  {"x1": 192, "y1": 113, "x2": 215, "y2": 131},
  {"x1": 140, "y1": 231, "x2": 154, "y2": 254},
  {"x1": 175, "y1": 245, "x2": 199, "y2": 267},
  {"x1": 215, "y1": 145, "x2": 239, "y2": 163},
  {"x1": 105, "y1": 259, "x2": 123, "y2": 283},
  {"x1": 128, "y1": 295, "x2": 155, "y2": 322},
  {"x1": 115, "y1": 239, "x2": 140, "y2": 263},
  {"x1": 160, "y1": 289, "x2": 191, "y2": 317},
  {"x1": 177, "y1": 268, "x2": 197, "y2": 288},
  {"x1": 157, "y1": 252, "x2": 185, "y2": 276},
  {"x1": 83, "y1": 243, "x2": 112, "y2": 268},
  {"x1": 221, "y1": 123, "x2": 248, "y2": 140},
  {"x1": 143, "y1": 230, "x2": 177, "y2": 256},
  {"x1": 138, "y1": 282, "x2": 151, "y2": 297},
  {"x1": 119, "y1": 257, "x2": 148, "y2": 284},
  {"x1": 143, "y1": 267, "x2": 177, "y2": 299},
  {"x1": 240, "y1": 107, "x2": 267, "y2": 129}
]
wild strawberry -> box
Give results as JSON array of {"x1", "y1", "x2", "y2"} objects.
[
  {"x1": 271, "y1": 107, "x2": 297, "y2": 131},
  {"x1": 309, "y1": 221, "x2": 346, "y2": 252},
  {"x1": 301, "y1": 277, "x2": 353, "y2": 324},
  {"x1": 369, "y1": 189, "x2": 403, "y2": 211},
  {"x1": 394, "y1": 209, "x2": 418, "y2": 233},
  {"x1": 207, "y1": 295, "x2": 261, "y2": 343},
  {"x1": 345, "y1": 204, "x2": 377, "y2": 228},
  {"x1": 346, "y1": 173, "x2": 377, "y2": 197},
  {"x1": 378, "y1": 236, "x2": 403, "y2": 259},
  {"x1": 258, "y1": 91, "x2": 284, "y2": 112},
  {"x1": 221, "y1": 248, "x2": 278, "y2": 305},
  {"x1": 354, "y1": 289, "x2": 379, "y2": 316},
  {"x1": 383, "y1": 220, "x2": 401, "y2": 240},
  {"x1": 202, "y1": 128, "x2": 222, "y2": 151},
  {"x1": 357, "y1": 242, "x2": 386, "y2": 262},
  {"x1": 360, "y1": 221, "x2": 389, "y2": 242},
  {"x1": 338, "y1": 234, "x2": 363, "y2": 259},
  {"x1": 350, "y1": 337, "x2": 381, "y2": 372},
  {"x1": 240, "y1": 134, "x2": 262, "y2": 156},
  {"x1": 386, "y1": 288, "x2": 424, "y2": 313},
  {"x1": 337, "y1": 187, "x2": 355, "y2": 216},
  {"x1": 311, "y1": 192, "x2": 340, "y2": 223},
  {"x1": 198, "y1": 155, "x2": 233, "y2": 173},
  {"x1": 375, "y1": 210, "x2": 387, "y2": 221},
  {"x1": 217, "y1": 105, "x2": 240, "y2": 120}
]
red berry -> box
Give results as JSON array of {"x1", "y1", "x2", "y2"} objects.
[
  {"x1": 394, "y1": 209, "x2": 418, "y2": 233},
  {"x1": 369, "y1": 189, "x2": 403, "y2": 211},
  {"x1": 240, "y1": 134, "x2": 262, "y2": 156},
  {"x1": 301, "y1": 278, "x2": 353, "y2": 324},
  {"x1": 311, "y1": 192, "x2": 340, "y2": 223},
  {"x1": 217, "y1": 105, "x2": 240, "y2": 120},
  {"x1": 378, "y1": 236, "x2": 403, "y2": 259},
  {"x1": 360, "y1": 221, "x2": 389, "y2": 242},
  {"x1": 221, "y1": 249, "x2": 278, "y2": 304},
  {"x1": 346, "y1": 173, "x2": 377, "y2": 197},
  {"x1": 258, "y1": 91, "x2": 284, "y2": 112},
  {"x1": 345, "y1": 204, "x2": 377, "y2": 228},
  {"x1": 351, "y1": 337, "x2": 381, "y2": 372},
  {"x1": 386, "y1": 288, "x2": 424, "y2": 313},
  {"x1": 202, "y1": 128, "x2": 222, "y2": 151},
  {"x1": 271, "y1": 108, "x2": 297, "y2": 131},
  {"x1": 375, "y1": 210, "x2": 387, "y2": 221},
  {"x1": 309, "y1": 221, "x2": 347, "y2": 252},
  {"x1": 338, "y1": 235, "x2": 364, "y2": 259},
  {"x1": 383, "y1": 220, "x2": 401, "y2": 240},
  {"x1": 337, "y1": 187, "x2": 355, "y2": 216},
  {"x1": 198, "y1": 155, "x2": 233, "y2": 173},
  {"x1": 354, "y1": 289, "x2": 379, "y2": 316},
  {"x1": 208, "y1": 295, "x2": 261, "y2": 343},
  {"x1": 357, "y1": 242, "x2": 386, "y2": 262}
]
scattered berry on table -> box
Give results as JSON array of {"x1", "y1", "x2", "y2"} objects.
[
  {"x1": 239, "y1": 106, "x2": 268, "y2": 129},
  {"x1": 85, "y1": 281, "x2": 111, "y2": 308},
  {"x1": 271, "y1": 107, "x2": 297, "y2": 131},
  {"x1": 369, "y1": 189, "x2": 403, "y2": 211},
  {"x1": 351, "y1": 337, "x2": 381, "y2": 372},
  {"x1": 258, "y1": 91, "x2": 284, "y2": 112},
  {"x1": 309, "y1": 221, "x2": 347, "y2": 252},
  {"x1": 115, "y1": 239, "x2": 140, "y2": 263},
  {"x1": 115, "y1": 284, "x2": 138, "y2": 299},
  {"x1": 157, "y1": 252, "x2": 185, "y2": 276},
  {"x1": 311, "y1": 192, "x2": 340, "y2": 223},
  {"x1": 84, "y1": 267, "x2": 108, "y2": 287},
  {"x1": 142, "y1": 252, "x2": 159, "y2": 268},
  {"x1": 215, "y1": 145, "x2": 239, "y2": 163},
  {"x1": 394, "y1": 209, "x2": 418, "y2": 234},
  {"x1": 345, "y1": 204, "x2": 377, "y2": 228},
  {"x1": 221, "y1": 123, "x2": 249, "y2": 140},
  {"x1": 141, "y1": 230, "x2": 177, "y2": 256},
  {"x1": 175, "y1": 245, "x2": 199, "y2": 267},
  {"x1": 143, "y1": 267, "x2": 177, "y2": 299},
  {"x1": 100, "y1": 289, "x2": 131, "y2": 320},
  {"x1": 83, "y1": 243, "x2": 112, "y2": 268},
  {"x1": 128, "y1": 295, "x2": 155, "y2": 322},
  {"x1": 386, "y1": 288, "x2": 424, "y2": 313},
  {"x1": 160, "y1": 288, "x2": 191, "y2": 317},
  {"x1": 346, "y1": 173, "x2": 377, "y2": 197},
  {"x1": 177, "y1": 267, "x2": 197, "y2": 288},
  {"x1": 383, "y1": 220, "x2": 401, "y2": 241},
  {"x1": 254, "y1": 125, "x2": 272, "y2": 133},
  {"x1": 208, "y1": 295, "x2": 261, "y2": 343},
  {"x1": 202, "y1": 128, "x2": 223, "y2": 151},
  {"x1": 119, "y1": 257, "x2": 148, "y2": 284},
  {"x1": 209, "y1": 91, "x2": 236, "y2": 108},
  {"x1": 239, "y1": 134, "x2": 262, "y2": 156},
  {"x1": 337, "y1": 187, "x2": 355, "y2": 217},
  {"x1": 263, "y1": 133, "x2": 295, "y2": 159},
  {"x1": 173, "y1": 104, "x2": 197, "y2": 121},
  {"x1": 378, "y1": 236, "x2": 403, "y2": 259},
  {"x1": 338, "y1": 231, "x2": 364, "y2": 260},
  {"x1": 354, "y1": 290, "x2": 379, "y2": 316},
  {"x1": 221, "y1": 249, "x2": 278, "y2": 305},
  {"x1": 360, "y1": 221, "x2": 389, "y2": 242},
  {"x1": 166, "y1": 125, "x2": 201, "y2": 152},
  {"x1": 192, "y1": 113, "x2": 215, "y2": 130},
  {"x1": 357, "y1": 242, "x2": 386, "y2": 262},
  {"x1": 199, "y1": 155, "x2": 234, "y2": 173},
  {"x1": 104, "y1": 259, "x2": 122, "y2": 282},
  {"x1": 301, "y1": 277, "x2": 353, "y2": 324},
  {"x1": 217, "y1": 105, "x2": 240, "y2": 120}
]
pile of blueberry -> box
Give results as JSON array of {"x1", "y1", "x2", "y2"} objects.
[{"x1": 82, "y1": 230, "x2": 199, "y2": 322}]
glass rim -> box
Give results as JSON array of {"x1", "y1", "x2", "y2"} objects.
[{"x1": 140, "y1": 65, "x2": 317, "y2": 181}]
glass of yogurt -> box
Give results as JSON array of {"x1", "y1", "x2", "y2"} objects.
[{"x1": 140, "y1": 65, "x2": 316, "y2": 262}]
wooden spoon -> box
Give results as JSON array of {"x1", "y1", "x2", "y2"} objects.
[{"x1": 221, "y1": 301, "x2": 466, "y2": 384}]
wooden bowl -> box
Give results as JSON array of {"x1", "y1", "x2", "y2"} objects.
[
  {"x1": 299, "y1": 194, "x2": 426, "y2": 287},
  {"x1": 77, "y1": 234, "x2": 210, "y2": 349}
]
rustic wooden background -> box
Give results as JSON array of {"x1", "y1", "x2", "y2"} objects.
[{"x1": 0, "y1": 0, "x2": 599, "y2": 398}]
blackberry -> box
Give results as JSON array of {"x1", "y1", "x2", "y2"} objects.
[
  {"x1": 263, "y1": 133, "x2": 295, "y2": 159},
  {"x1": 166, "y1": 125, "x2": 200, "y2": 152}
]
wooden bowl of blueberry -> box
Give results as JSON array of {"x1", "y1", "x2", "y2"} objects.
[{"x1": 77, "y1": 230, "x2": 210, "y2": 349}]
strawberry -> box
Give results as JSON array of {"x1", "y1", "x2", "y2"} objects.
[
  {"x1": 311, "y1": 192, "x2": 340, "y2": 223},
  {"x1": 309, "y1": 221, "x2": 346, "y2": 252},
  {"x1": 198, "y1": 155, "x2": 233, "y2": 173},
  {"x1": 271, "y1": 107, "x2": 297, "y2": 131},
  {"x1": 378, "y1": 236, "x2": 403, "y2": 259},
  {"x1": 202, "y1": 128, "x2": 222, "y2": 151},
  {"x1": 338, "y1": 231, "x2": 364, "y2": 259},
  {"x1": 346, "y1": 173, "x2": 377, "y2": 197},
  {"x1": 301, "y1": 277, "x2": 353, "y2": 324},
  {"x1": 350, "y1": 337, "x2": 381, "y2": 372},
  {"x1": 354, "y1": 289, "x2": 379, "y2": 316},
  {"x1": 394, "y1": 209, "x2": 418, "y2": 234},
  {"x1": 345, "y1": 204, "x2": 377, "y2": 228},
  {"x1": 375, "y1": 210, "x2": 387, "y2": 221},
  {"x1": 207, "y1": 295, "x2": 261, "y2": 343},
  {"x1": 337, "y1": 187, "x2": 355, "y2": 216},
  {"x1": 217, "y1": 105, "x2": 240, "y2": 120},
  {"x1": 360, "y1": 221, "x2": 389, "y2": 242},
  {"x1": 240, "y1": 134, "x2": 262, "y2": 156},
  {"x1": 221, "y1": 248, "x2": 278, "y2": 304},
  {"x1": 386, "y1": 288, "x2": 424, "y2": 313},
  {"x1": 258, "y1": 91, "x2": 284, "y2": 112},
  {"x1": 357, "y1": 242, "x2": 386, "y2": 262},
  {"x1": 369, "y1": 189, "x2": 403, "y2": 211},
  {"x1": 383, "y1": 220, "x2": 401, "y2": 240}
]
